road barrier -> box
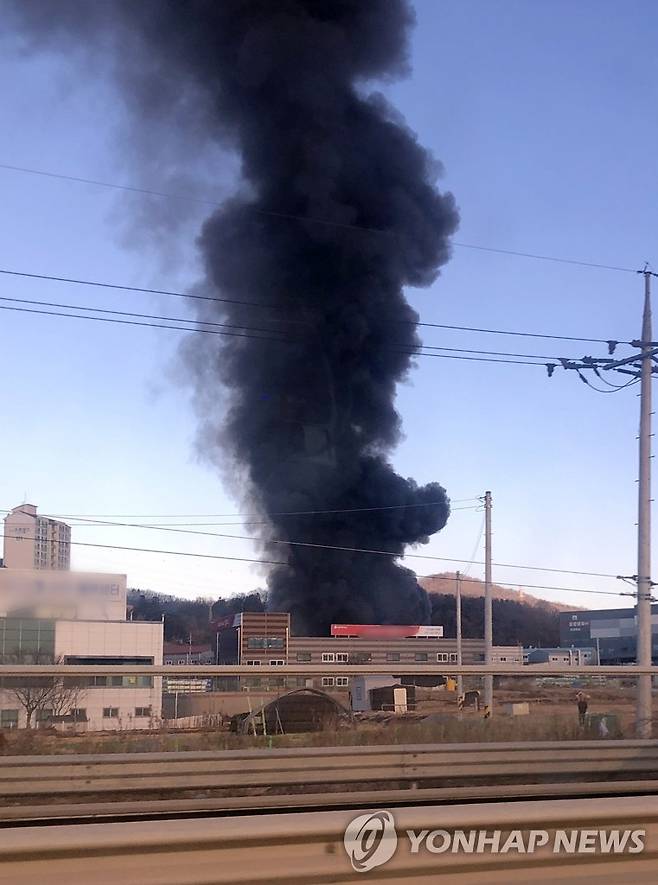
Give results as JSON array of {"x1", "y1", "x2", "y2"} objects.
[
  {"x1": 2, "y1": 740, "x2": 658, "y2": 821},
  {"x1": 0, "y1": 796, "x2": 657, "y2": 883}
]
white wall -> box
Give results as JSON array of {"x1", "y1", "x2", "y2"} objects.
[
  {"x1": 55, "y1": 619, "x2": 162, "y2": 661},
  {"x1": 0, "y1": 569, "x2": 127, "y2": 621}
]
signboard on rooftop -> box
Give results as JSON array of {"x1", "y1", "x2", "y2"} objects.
[{"x1": 330, "y1": 624, "x2": 444, "y2": 639}]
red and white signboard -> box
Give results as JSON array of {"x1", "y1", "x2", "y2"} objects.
[{"x1": 330, "y1": 624, "x2": 444, "y2": 639}]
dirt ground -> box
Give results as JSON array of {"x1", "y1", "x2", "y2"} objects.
[{"x1": 0, "y1": 678, "x2": 643, "y2": 756}]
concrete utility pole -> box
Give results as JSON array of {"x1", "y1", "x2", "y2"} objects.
[
  {"x1": 484, "y1": 490, "x2": 493, "y2": 713},
  {"x1": 636, "y1": 270, "x2": 653, "y2": 738},
  {"x1": 456, "y1": 570, "x2": 463, "y2": 700}
]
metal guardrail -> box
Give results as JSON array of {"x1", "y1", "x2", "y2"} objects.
[
  {"x1": 0, "y1": 663, "x2": 654, "y2": 676},
  {"x1": 2, "y1": 740, "x2": 658, "y2": 815},
  {"x1": 0, "y1": 796, "x2": 657, "y2": 883}
]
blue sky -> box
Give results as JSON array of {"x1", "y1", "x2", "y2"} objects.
[{"x1": 1, "y1": 0, "x2": 657, "y2": 609}]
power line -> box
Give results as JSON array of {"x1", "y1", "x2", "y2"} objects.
[
  {"x1": 0, "y1": 162, "x2": 642, "y2": 273},
  {"x1": 451, "y1": 241, "x2": 637, "y2": 274},
  {"x1": 29, "y1": 510, "x2": 623, "y2": 580},
  {"x1": 2, "y1": 500, "x2": 478, "y2": 518},
  {"x1": 11, "y1": 293, "x2": 571, "y2": 361},
  {"x1": 2, "y1": 498, "x2": 480, "y2": 518},
  {"x1": 64, "y1": 509, "x2": 480, "y2": 527},
  {"x1": 0, "y1": 304, "x2": 293, "y2": 344},
  {"x1": 3, "y1": 295, "x2": 632, "y2": 371},
  {"x1": 1, "y1": 502, "x2": 480, "y2": 525},
  {"x1": 0, "y1": 533, "x2": 628, "y2": 601},
  {"x1": 0, "y1": 268, "x2": 294, "y2": 315},
  {"x1": 0, "y1": 295, "x2": 296, "y2": 338},
  {"x1": 414, "y1": 319, "x2": 627, "y2": 347},
  {"x1": 419, "y1": 572, "x2": 629, "y2": 600},
  {"x1": 0, "y1": 265, "x2": 631, "y2": 347},
  {"x1": 0, "y1": 303, "x2": 569, "y2": 367}
]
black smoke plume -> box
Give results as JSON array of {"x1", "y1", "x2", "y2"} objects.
[{"x1": 7, "y1": 1, "x2": 459, "y2": 633}]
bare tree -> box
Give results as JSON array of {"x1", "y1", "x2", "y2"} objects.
[{"x1": 3, "y1": 654, "x2": 86, "y2": 729}]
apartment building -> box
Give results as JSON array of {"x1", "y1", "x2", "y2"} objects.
[{"x1": 3, "y1": 504, "x2": 71, "y2": 570}]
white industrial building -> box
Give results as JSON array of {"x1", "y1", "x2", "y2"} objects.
[{"x1": 0, "y1": 524, "x2": 163, "y2": 730}]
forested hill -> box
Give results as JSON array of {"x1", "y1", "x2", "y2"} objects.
[{"x1": 128, "y1": 585, "x2": 561, "y2": 647}]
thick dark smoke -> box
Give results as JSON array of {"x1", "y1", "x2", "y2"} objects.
[{"x1": 7, "y1": 1, "x2": 459, "y2": 633}]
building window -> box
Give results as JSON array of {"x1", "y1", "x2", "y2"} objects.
[
  {"x1": 247, "y1": 637, "x2": 285, "y2": 650},
  {"x1": 321, "y1": 653, "x2": 335, "y2": 663},
  {"x1": 269, "y1": 659, "x2": 285, "y2": 666},
  {"x1": 71, "y1": 709, "x2": 86, "y2": 721},
  {"x1": 351, "y1": 652, "x2": 372, "y2": 664},
  {"x1": 335, "y1": 653, "x2": 348, "y2": 663},
  {"x1": 386, "y1": 652, "x2": 401, "y2": 663},
  {"x1": 498, "y1": 656, "x2": 507, "y2": 662},
  {"x1": 449, "y1": 653, "x2": 458, "y2": 663},
  {"x1": 335, "y1": 676, "x2": 349, "y2": 687},
  {"x1": 0, "y1": 709, "x2": 18, "y2": 729},
  {"x1": 296, "y1": 652, "x2": 312, "y2": 663},
  {"x1": 415, "y1": 652, "x2": 429, "y2": 662},
  {"x1": 134, "y1": 707, "x2": 151, "y2": 718},
  {"x1": 437, "y1": 653, "x2": 449, "y2": 663},
  {"x1": 103, "y1": 707, "x2": 119, "y2": 719},
  {"x1": 322, "y1": 677, "x2": 335, "y2": 687},
  {"x1": 245, "y1": 660, "x2": 262, "y2": 666}
]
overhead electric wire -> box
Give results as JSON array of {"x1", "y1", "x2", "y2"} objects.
[
  {"x1": 418, "y1": 572, "x2": 629, "y2": 599},
  {"x1": 0, "y1": 533, "x2": 628, "y2": 601},
  {"x1": 413, "y1": 319, "x2": 627, "y2": 346},
  {"x1": 0, "y1": 162, "x2": 642, "y2": 273},
  {"x1": 450, "y1": 241, "x2": 637, "y2": 274},
  {"x1": 460, "y1": 514, "x2": 486, "y2": 579},
  {"x1": 0, "y1": 265, "x2": 632, "y2": 347},
  {"x1": 575, "y1": 369, "x2": 640, "y2": 394},
  {"x1": 0, "y1": 498, "x2": 480, "y2": 519},
  {"x1": 0, "y1": 302, "x2": 577, "y2": 366},
  {"x1": 28, "y1": 509, "x2": 623, "y2": 580},
  {"x1": 0, "y1": 289, "x2": 607, "y2": 362},
  {"x1": 0, "y1": 294, "x2": 296, "y2": 338},
  {"x1": 0, "y1": 267, "x2": 296, "y2": 315},
  {"x1": 36, "y1": 505, "x2": 482, "y2": 527},
  {"x1": 0, "y1": 304, "x2": 293, "y2": 343}
]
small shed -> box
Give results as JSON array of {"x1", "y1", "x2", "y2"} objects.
[{"x1": 239, "y1": 688, "x2": 351, "y2": 734}]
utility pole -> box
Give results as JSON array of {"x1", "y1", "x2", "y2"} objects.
[
  {"x1": 456, "y1": 570, "x2": 463, "y2": 700},
  {"x1": 484, "y1": 490, "x2": 493, "y2": 713},
  {"x1": 545, "y1": 270, "x2": 658, "y2": 735},
  {"x1": 636, "y1": 270, "x2": 653, "y2": 738}
]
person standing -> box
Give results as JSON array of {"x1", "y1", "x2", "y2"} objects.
[{"x1": 576, "y1": 691, "x2": 589, "y2": 726}]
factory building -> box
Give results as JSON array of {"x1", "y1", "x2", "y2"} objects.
[
  {"x1": 0, "y1": 568, "x2": 163, "y2": 730},
  {"x1": 213, "y1": 611, "x2": 522, "y2": 692},
  {"x1": 559, "y1": 606, "x2": 658, "y2": 664}
]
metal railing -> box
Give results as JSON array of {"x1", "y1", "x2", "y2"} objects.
[
  {"x1": 0, "y1": 663, "x2": 653, "y2": 676},
  {"x1": 1, "y1": 795, "x2": 657, "y2": 882},
  {"x1": 2, "y1": 740, "x2": 658, "y2": 820}
]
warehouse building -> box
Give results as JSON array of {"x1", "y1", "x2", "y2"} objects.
[
  {"x1": 214, "y1": 611, "x2": 522, "y2": 692},
  {"x1": 559, "y1": 606, "x2": 658, "y2": 664}
]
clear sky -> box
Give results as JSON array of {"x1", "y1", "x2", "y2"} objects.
[{"x1": 1, "y1": 0, "x2": 657, "y2": 609}]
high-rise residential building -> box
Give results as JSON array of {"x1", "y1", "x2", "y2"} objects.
[{"x1": 2, "y1": 504, "x2": 71, "y2": 570}]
